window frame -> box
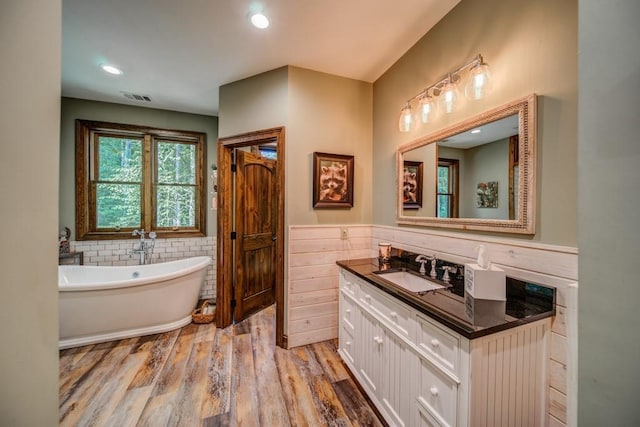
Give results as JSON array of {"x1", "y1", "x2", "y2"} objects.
[
  {"x1": 436, "y1": 158, "x2": 459, "y2": 219},
  {"x1": 76, "y1": 120, "x2": 207, "y2": 240}
]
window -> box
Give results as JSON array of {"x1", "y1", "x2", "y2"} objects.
[
  {"x1": 437, "y1": 158, "x2": 459, "y2": 218},
  {"x1": 76, "y1": 120, "x2": 206, "y2": 240}
]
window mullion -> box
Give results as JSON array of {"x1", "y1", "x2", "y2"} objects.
[{"x1": 143, "y1": 135, "x2": 153, "y2": 231}]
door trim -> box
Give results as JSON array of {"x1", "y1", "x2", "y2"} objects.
[{"x1": 216, "y1": 127, "x2": 285, "y2": 348}]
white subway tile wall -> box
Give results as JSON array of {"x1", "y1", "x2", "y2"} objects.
[{"x1": 70, "y1": 237, "x2": 216, "y2": 300}]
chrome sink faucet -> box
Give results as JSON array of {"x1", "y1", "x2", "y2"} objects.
[{"x1": 415, "y1": 254, "x2": 436, "y2": 277}]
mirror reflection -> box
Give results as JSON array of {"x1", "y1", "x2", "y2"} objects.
[{"x1": 396, "y1": 94, "x2": 536, "y2": 234}]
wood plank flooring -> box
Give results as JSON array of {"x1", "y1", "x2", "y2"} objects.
[{"x1": 59, "y1": 305, "x2": 383, "y2": 426}]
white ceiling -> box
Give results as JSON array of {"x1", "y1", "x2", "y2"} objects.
[
  {"x1": 62, "y1": 0, "x2": 460, "y2": 116},
  {"x1": 438, "y1": 114, "x2": 519, "y2": 150}
]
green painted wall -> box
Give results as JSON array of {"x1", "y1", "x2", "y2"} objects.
[
  {"x1": 59, "y1": 97, "x2": 219, "y2": 238},
  {"x1": 373, "y1": 0, "x2": 577, "y2": 245},
  {"x1": 218, "y1": 66, "x2": 373, "y2": 227},
  {"x1": 0, "y1": 0, "x2": 61, "y2": 424},
  {"x1": 218, "y1": 66, "x2": 289, "y2": 139},
  {"x1": 462, "y1": 138, "x2": 509, "y2": 219},
  {"x1": 578, "y1": 0, "x2": 640, "y2": 424},
  {"x1": 287, "y1": 66, "x2": 373, "y2": 225}
]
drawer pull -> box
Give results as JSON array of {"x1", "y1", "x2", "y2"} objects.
[
  {"x1": 430, "y1": 339, "x2": 440, "y2": 348},
  {"x1": 430, "y1": 386, "x2": 439, "y2": 396},
  {"x1": 390, "y1": 311, "x2": 398, "y2": 318},
  {"x1": 373, "y1": 336, "x2": 383, "y2": 345},
  {"x1": 346, "y1": 309, "x2": 351, "y2": 314},
  {"x1": 346, "y1": 341, "x2": 351, "y2": 345}
]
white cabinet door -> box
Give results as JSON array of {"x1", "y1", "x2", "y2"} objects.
[
  {"x1": 359, "y1": 309, "x2": 383, "y2": 397},
  {"x1": 380, "y1": 328, "x2": 413, "y2": 427},
  {"x1": 414, "y1": 355, "x2": 458, "y2": 427}
]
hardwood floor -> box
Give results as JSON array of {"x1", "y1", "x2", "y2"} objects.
[{"x1": 59, "y1": 305, "x2": 383, "y2": 426}]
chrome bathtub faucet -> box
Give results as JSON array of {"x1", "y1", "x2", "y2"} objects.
[{"x1": 129, "y1": 229, "x2": 157, "y2": 264}]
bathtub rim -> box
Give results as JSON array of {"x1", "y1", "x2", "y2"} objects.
[{"x1": 59, "y1": 255, "x2": 212, "y2": 292}]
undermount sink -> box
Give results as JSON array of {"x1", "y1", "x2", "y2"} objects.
[{"x1": 373, "y1": 269, "x2": 444, "y2": 293}]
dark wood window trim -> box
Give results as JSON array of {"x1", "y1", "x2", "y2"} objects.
[
  {"x1": 75, "y1": 119, "x2": 207, "y2": 240},
  {"x1": 437, "y1": 158, "x2": 460, "y2": 218},
  {"x1": 509, "y1": 134, "x2": 519, "y2": 220}
]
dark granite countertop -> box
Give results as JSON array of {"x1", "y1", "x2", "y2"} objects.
[{"x1": 337, "y1": 257, "x2": 555, "y2": 340}]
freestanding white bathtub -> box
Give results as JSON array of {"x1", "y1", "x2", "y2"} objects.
[{"x1": 58, "y1": 256, "x2": 211, "y2": 349}]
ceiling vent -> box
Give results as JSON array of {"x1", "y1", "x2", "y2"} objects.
[{"x1": 121, "y1": 91, "x2": 152, "y2": 102}]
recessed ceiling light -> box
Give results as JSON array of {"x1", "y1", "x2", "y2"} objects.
[
  {"x1": 101, "y1": 64, "x2": 123, "y2": 75},
  {"x1": 250, "y1": 13, "x2": 269, "y2": 29},
  {"x1": 471, "y1": 128, "x2": 481, "y2": 134}
]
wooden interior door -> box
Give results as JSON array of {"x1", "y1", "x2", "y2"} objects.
[{"x1": 233, "y1": 149, "x2": 277, "y2": 321}]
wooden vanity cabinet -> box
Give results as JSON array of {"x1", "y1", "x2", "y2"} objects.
[{"x1": 338, "y1": 268, "x2": 551, "y2": 427}]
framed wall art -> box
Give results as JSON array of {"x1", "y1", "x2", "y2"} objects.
[
  {"x1": 477, "y1": 181, "x2": 498, "y2": 208},
  {"x1": 403, "y1": 160, "x2": 423, "y2": 209},
  {"x1": 312, "y1": 152, "x2": 354, "y2": 208}
]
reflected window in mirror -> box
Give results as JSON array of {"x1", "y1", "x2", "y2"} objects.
[
  {"x1": 437, "y1": 159, "x2": 459, "y2": 218},
  {"x1": 508, "y1": 135, "x2": 519, "y2": 220}
]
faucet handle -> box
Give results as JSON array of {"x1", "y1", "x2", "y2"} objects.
[{"x1": 442, "y1": 266, "x2": 456, "y2": 282}]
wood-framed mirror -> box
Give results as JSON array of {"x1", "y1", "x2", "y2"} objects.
[{"x1": 396, "y1": 93, "x2": 537, "y2": 234}]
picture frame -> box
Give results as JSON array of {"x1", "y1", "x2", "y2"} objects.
[
  {"x1": 312, "y1": 152, "x2": 354, "y2": 209},
  {"x1": 477, "y1": 181, "x2": 499, "y2": 208},
  {"x1": 403, "y1": 160, "x2": 423, "y2": 209}
]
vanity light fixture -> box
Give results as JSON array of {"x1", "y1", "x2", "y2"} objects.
[{"x1": 398, "y1": 54, "x2": 492, "y2": 132}]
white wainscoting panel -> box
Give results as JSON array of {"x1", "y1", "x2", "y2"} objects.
[{"x1": 287, "y1": 225, "x2": 372, "y2": 348}]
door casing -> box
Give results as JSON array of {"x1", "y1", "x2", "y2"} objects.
[{"x1": 216, "y1": 127, "x2": 285, "y2": 347}]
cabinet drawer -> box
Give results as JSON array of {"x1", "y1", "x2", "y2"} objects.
[
  {"x1": 340, "y1": 270, "x2": 359, "y2": 298},
  {"x1": 416, "y1": 357, "x2": 458, "y2": 427},
  {"x1": 360, "y1": 285, "x2": 413, "y2": 339},
  {"x1": 340, "y1": 292, "x2": 357, "y2": 332},
  {"x1": 339, "y1": 326, "x2": 356, "y2": 367},
  {"x1": 416, "y1": 314, "x2": 460, "y2": 376}
]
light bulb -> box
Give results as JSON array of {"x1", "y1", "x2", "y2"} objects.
[
  {"x1": 398, "y1": 103, "x2": 413, "y2": 132},
  {"x1": 101, "y1": 64, "x2": 122, "y2": 75},
  {"x1": 250, "y1": 13, "x2": 270, "y2": 29},
  {"x1": 438, "y1": 77, "x2": 459, "y2": 114},
  {"x1": 465, "y1": 60, "x2": 492, "y2": 100},
  {"x1": 418, "y1": 92, "x2": 436, "y2": 124}
]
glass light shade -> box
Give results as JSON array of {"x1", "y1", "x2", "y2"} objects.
[
  {"x1": 438, "y1": 79, "x2": 459, "y2": 114},
  {"x1": 418, "y1": 93, "x2": 436, "y2": 123},
  {"x1": 398, "y1": 103, "x2": 413, "y2": 132},
  {"x1": 465, "y1": 62, "x2": 492, "y2": 100}
]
